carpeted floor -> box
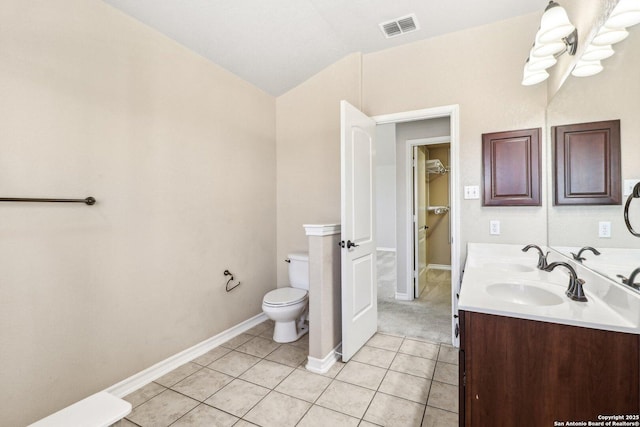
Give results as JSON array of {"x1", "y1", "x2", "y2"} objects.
[{"x1": 377, "y1": 251, "x2": 453, "y2": 344}]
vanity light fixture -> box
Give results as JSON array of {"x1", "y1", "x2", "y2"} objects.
[
  {"x1": 522, "y1": 1, "x2": 577, "y2": 86},
  {"x1": 606, "y1": 0, "x2": 640, "y2": 29},
  {"x1": 572, "y1": 0, "x2": 640, "y2": 78}
]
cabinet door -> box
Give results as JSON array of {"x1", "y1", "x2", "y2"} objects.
[
  {"x1": 553, "y1": 119, "x2": 621, "y2": 205},
  {"x1": 464, "y1": 312, "x2": 639, "y2": 426},
  {"x1": 482, "y1": 128, "x2": 541, "y2": 206}
]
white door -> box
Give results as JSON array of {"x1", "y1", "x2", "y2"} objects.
[
  {"x1": 340, "y1": 100, "x2": 377, "y2": 362},
  {"x1": 413, "y1": 146, "x2": 429, "y2": 298}
]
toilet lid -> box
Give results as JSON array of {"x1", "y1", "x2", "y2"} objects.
[{"x1": 263, "y1": 287, "x2": 307, "y2": 306}]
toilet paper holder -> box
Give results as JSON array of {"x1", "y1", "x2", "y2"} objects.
[{"x1": 223, "y1": 270, "x2": 241, "y2": 292}]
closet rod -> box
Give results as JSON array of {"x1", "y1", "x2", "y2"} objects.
[{"x1": 0, "y1": 196, "x2": 96, "y2": 205}]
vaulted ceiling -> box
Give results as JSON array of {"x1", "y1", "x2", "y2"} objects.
[{"x1": 103, "y1": 0, "x2": 547, "y2": 95}]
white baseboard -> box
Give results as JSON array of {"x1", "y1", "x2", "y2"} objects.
[
  {"x1": 106, "y1": 312, "x2": 268, "y2": 398},
  {"x1": 305, "y1": 343, "x2": 341, "y2": 374},
  {"x1": 395, "y1": 291, "x2": 413, "y2": 301},
  {"x1": 376, "y1": 247, "x2": 396, "y2": 252},
  {"x1": 428, "y1": 264, "x2": 452, "y2": 271}
]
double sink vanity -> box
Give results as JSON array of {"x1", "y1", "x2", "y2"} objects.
[
  {"x1": 458, "y1": 243, "x2": 640, "y2": 425},
  {"x1": 455, "y1": 4, "x2": 640, "y2": 425}
]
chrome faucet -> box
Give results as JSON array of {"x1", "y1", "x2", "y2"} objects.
[
  {"x1": 617, "y1": 267, "x2": 640, "y2": 290},
  {"x1": 544, "y1": 261, "x2": 587, "y2": 302},
  {"x1": 522, "y1": 244, "x2": 549, "y2": 270},
  {"x1": 571, "y1": 246, "x2": 601, "y2": 263}
]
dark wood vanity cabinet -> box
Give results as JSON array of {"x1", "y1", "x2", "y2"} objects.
[{"x1": 459, "y1": 310, "x2": 640, "y2": 427}]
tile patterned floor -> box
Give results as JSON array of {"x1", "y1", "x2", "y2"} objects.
[{"x1": 113, "y1": 321, "x2": 458, "y2": 427}]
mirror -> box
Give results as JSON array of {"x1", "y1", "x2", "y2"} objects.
[{"x1": 546, "y1": 24, "x2": 640, "y2": 288}]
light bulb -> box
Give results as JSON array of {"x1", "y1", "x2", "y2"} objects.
[
  {"x1": 522, "y1": 68, "x2": 549, "y2": 85},
  {"x1": 571, "y1": 60, "x2": 603, "y2": 77},
  {"x1": 606, "y1": 0, "x2": 640, "y2": 29},
  {"x1": 532, "y1": 39, "x2": 566, "y2": 57},
  {"x1": 592, "y1": 26, "x2": 629, "y2": 46},
  {"x1": 581, "y1": 44, "x2": 614, "y2": 61},
  {"x1": 528, "y1": 54, "x2": 557, "y2": 71},
  {"x1": 537, "y1": 2, "x2": 576, "y2": 43}
]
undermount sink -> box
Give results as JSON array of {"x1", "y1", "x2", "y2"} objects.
[
  {"x1": 483, "y1": 262, "x2": 535, "y2": 273},
  {"x1": 486, "y1": 282, "x2": 564, "y2": 306}
]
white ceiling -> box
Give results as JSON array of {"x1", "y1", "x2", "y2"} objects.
[{"x1": 102, "y1": 0, "x2": 547, "y2": 96}]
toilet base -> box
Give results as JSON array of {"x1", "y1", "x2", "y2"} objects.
[{"x1": 273, "y1": 318, "x2": 308, "y2": 343}]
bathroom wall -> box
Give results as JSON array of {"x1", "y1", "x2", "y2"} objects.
[
  {"x1": 275, "y1": 12, "x2": 547, "y2": 289},
  {"x1": 363, "y1": 13, "x2": 548, "y2": 273},
  {"x1": 0, "y1": 1, "x2": 276, "y2": 425},
  {"x1": 275, "y1": 54, "x2": 362, "y2": 284},
  {"x1": 375, "y1": 123, "x2": 397, "y2": 250},
  {"x1": 547, "y1": 24, "x2": 640, "y2": 248}
]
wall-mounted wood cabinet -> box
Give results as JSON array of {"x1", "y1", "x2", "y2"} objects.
[
  {"x1": 553, "y1": 120, "x2": 621, "y2": 205},
  {"x1": 482, "y1": 128, "x2": 541, "y2": 206}
]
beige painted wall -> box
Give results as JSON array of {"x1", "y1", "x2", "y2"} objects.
[
  {"x1": 363, "y1": 13, "x2": 548, "y2": 267},
  {"x1": 547, "y1": 25, "x2": 640, "y2": 248},
  {"x1": 275, "y1": 54, "x2": 362, "y2": 284},
  {"x1": 0, "y1": 1, "x2": 276, "y2": 425}
]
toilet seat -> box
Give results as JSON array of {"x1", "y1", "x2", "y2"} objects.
[{"x1": 263, "y1": 287, "x2": 307, "y2": 307}]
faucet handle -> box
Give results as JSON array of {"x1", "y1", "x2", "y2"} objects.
[
  {"x1": 522, "y1": 244, "x2": 549, "y2": 270},
  {"x1": 571, "y1": 252, "x2": 585, "y2": 262},
  {"x1": 617, "y1": 267, "x2": 640, "y2": 290},
  {"x1": 571, "y1": 247, "x2": 601, "y2": 263}
]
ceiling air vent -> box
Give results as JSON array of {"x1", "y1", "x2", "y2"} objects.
[{"x1": 379, "y1": 14, "x2": 419, "y2": 39}]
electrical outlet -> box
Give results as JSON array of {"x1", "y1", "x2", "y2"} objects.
[
  {"x1": 624, "y1": 179, "x2": 640, "y2": 196},
  {"x1": 490, "y1": 220, "x2": 500, "y2": 235},
  {"x1": 464, "y1": 185, "x2": 480, "y2": 200},
  {"x1": 599, "y1": 221, "x2": 611, "y2": 238}
]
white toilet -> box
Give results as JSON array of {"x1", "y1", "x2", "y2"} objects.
[{"x1": 262, "y1": 252, "x2": 309, "y2": 343}]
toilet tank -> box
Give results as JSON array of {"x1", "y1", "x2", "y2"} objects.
[{"x1": 288, "y1": 252, "x2": 309, "y2": 290}]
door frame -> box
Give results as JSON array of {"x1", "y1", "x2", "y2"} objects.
[
  {"x1": 372, "y1": 104, "x2": 461, "y2": 346},
  {"x1": 409, "y1": 137, "x2": 450, "y2": 299}
]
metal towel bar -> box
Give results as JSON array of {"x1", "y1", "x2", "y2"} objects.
[
  {"x1": 0, "y1": 196, "x2": 96, "y2": 205},
  {"x1": 624, "y1": 182, "x2": 640, "y2": 237}
]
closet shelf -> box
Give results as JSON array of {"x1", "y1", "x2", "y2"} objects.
[
  {"x1": 426, "y1": 159, "x2": 449, "y2": 175},
  {"x1": 428, "y1": 206, "x2": 449, "y2": 215}
]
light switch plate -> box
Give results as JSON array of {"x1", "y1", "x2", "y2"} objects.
[
  {"x1": 624, "y1": 179, "x2": 640, "y2": 196},
  {"x1": 599, "y1": 221, "x2": 611, "y2": 238},
  {"x1": 464, "y1": 185, "x2": 480, "y2": 200}
]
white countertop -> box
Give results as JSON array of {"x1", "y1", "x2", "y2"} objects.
[{"x1": 458, "y1": 243, "x2": 640, "y2": 334}]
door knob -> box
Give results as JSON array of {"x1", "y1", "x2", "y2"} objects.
[{"x1": 346, "y1": 240, "x2": 359, "y2": 248}]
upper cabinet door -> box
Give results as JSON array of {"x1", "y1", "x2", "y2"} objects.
[
  {"x1": 553, "y1": 120, "x2": 621, "y2": 206},
  {"x1": 482, "y1": 128, "x2": 541, "y2": 206}
]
